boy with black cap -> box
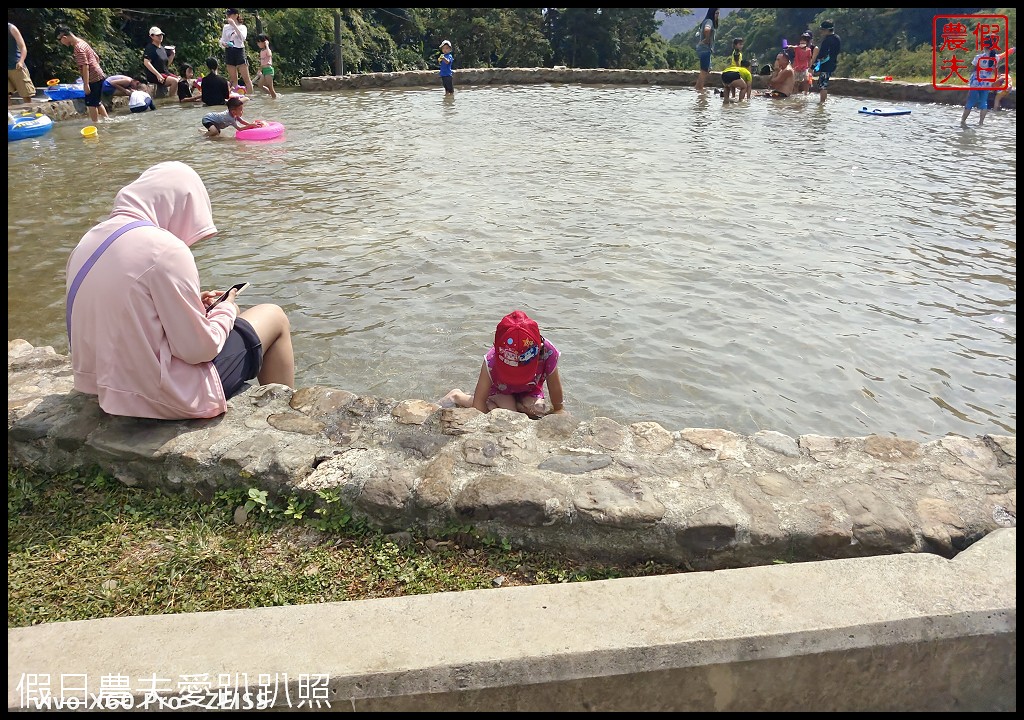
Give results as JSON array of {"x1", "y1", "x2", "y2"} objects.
[{"x1": 810, "y1": 20, "x2": 841, "y2": 104}]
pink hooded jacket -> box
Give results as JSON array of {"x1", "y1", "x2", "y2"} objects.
[{"x1": 66, "y1": 161, "x2": 238, "y2": 419}]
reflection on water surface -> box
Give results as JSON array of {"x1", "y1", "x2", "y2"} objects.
[{"x1": 7, "y1": 85, "x2": 1016, "y2": 439}]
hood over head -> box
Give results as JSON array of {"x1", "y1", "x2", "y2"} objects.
[{"x1": 110, "y1": 161, "x2": 217, "y2": 246}]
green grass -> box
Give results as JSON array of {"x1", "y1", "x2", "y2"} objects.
[{"x1": 8, "y1": 466, "x2": 680, "y2": 628}]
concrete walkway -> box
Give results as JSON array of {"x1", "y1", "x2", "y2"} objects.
[{"x1": 7, "y1": 528, "x2": 1015, "y2": 711}]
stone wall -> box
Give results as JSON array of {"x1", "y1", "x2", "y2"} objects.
[
  {"x1": 8, "y1": 339, "x2": 1016, "y2": 571},
  {"x1": 16, "y1": 89, "x2": 151, "y2": 122},
  {"x1": 300, "y1": 67, "x2": 1016, "y2": 109},
  {"x1": 23, "y1": 69, "x2": 1014, "y2": 125}
]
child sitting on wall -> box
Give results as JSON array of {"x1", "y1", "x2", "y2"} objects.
[{"x1": 441, "y1": 310, "x2": 567, "y2": 418}]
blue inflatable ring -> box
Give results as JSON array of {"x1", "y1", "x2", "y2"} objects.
[{"x1": 8, "y1": 113, "x2": 54, "y2": 142}]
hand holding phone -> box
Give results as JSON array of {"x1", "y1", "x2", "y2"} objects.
[{"x1": 206, "y1": 282, "x2": 249, "y2": 313}]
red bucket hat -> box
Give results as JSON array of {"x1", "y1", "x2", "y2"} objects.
[{"x1": 492, "y1": 310, "x2": 543, "y2": 387}]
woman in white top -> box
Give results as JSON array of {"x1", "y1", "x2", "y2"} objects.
[{"x1": 219, "y1": 8, "x2": 254, "y2": 95}]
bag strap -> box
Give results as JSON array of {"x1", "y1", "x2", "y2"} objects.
[{"x1": 66, "y1": 220, "x2": 154, "y2": 350}]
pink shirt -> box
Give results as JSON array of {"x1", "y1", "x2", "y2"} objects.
[
  {"x1": 791, "y1": 45, "x2": 813, "y2": 73},
  {"x1": 66, "y1": 162, "x2": 236, "y2": 419},
  {"x1": 485, "y1": 340, "x2": 560, "y2": 397}
]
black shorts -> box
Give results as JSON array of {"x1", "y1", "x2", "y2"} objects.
[
  {"x1": 84, "y1": 78, "x2": 104, "y2": 108},
  {"x1": 441, "y1": 75, "x2": 454, "y2": 93},
  {"x1": 202, "y1": 120, "x2": 220, "y2": 129},
  {"x1": 225, "y1": 46, "x2": 246, "y2": 67},
  {"x1": 213, "y1": 317, "x2": 263, "y2": 398},
  {"x1": 722, "y1": 71, "x2": 742, "y2": 85}
]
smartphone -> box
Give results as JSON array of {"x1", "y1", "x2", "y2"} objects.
[{"x1": 206, "y1": 282, "x2": 249, "y2": 313}]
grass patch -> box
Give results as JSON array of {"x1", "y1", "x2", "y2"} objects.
[{"x1": 8, "y1": 466, "x2": 680, "y2": 628}]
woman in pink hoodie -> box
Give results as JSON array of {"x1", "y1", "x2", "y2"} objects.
[{"x1": 65, "y1": 161, "x2": 294, "y2": 420}]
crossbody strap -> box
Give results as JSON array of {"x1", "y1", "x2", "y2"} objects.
[{"x1": 66, "y1": 219, "x2": 154, "y2": 350}]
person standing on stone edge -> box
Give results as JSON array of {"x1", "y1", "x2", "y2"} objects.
[
  {"x1": 694, "y1": 8, "x2": 720, "y2": 92},
  {"x1": 810, "y1": 20, "x2": 841, "y2": 104},
  {"x1": 438, "y1": 39, "x2": 454, "y2": 96}
]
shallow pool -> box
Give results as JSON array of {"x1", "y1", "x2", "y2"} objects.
[{"x1": 7, "y1": 84, "x2": 1016, "y2": 439}]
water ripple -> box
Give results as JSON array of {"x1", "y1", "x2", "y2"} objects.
[{"x1": 7, "y1": 86, "x2": 1016, "y2": 439}]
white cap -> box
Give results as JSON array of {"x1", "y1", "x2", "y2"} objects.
[
  {"x1": 149, "y1": 26, "x2": 164, "y2": 36},
  {"x1": 440, "y1": 39, "x2": 452, "y2": 49}
]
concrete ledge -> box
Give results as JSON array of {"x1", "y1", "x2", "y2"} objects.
[
  {"x1": 8, "y1": 340, "x2": 1018, "y2": 571},
  {"x1": 22, "y1": 69, "x2": 1013, "y2": 125},
  {"x1": 300, "y1": 67, "x2": 1015, "y2": 109},
  {"x1": 14, "y1": 86, "x2": 178, "y2": 123},
  {"x1": 7, "y1": 528, "x2": 1015, "y2": 711}
]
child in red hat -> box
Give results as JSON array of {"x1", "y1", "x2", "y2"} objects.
[{"x1": 442, "y1": 310, "x2": 566, "y2": 417}]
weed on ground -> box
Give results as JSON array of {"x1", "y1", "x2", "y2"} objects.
[{"x1": 8, "y1": 466, "x2": 680, "y2": 627}]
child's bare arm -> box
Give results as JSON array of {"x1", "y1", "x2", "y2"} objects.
[
  {"x1": 470, "y1": 362, "x2": 491, "y2": 413},
  {"x1": 545, "y1": 368, "x2": 566, "y2": 414}
]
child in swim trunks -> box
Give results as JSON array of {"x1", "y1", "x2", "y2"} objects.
[
  {"x1": 441, "y1": 310, "x2": 567, "y2": 418},
  {"x1": 255, "y1": 34, "x2": 277, "y2": 99}
]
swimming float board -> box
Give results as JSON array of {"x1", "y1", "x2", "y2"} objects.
[
  {"x1": 859, "y1": 107, "x2": 911, "y2": 116},
  {"x1": 236, "y1": 121, "x2": 285, "y2": 141},
  {"x1": 44, "y1": 83, "x2": 85, "y2": 101},
  {"x1": 8, "y1": 113, "x2": 54, "y2": 142}
]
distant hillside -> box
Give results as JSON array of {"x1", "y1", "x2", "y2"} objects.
[{"x1": 655, "y1": 9, "x2": 738, "y2": 41}]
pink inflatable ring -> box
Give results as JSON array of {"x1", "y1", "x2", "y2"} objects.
[{"x1": 236, "y1": 121, "x2": 285, "y2": 141}]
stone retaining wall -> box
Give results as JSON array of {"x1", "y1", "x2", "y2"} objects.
[
  {"x1": 9, "y1": 339, "x2": 1016, "y2": 570},
  {"x1": 15, "y1": 90, "x2": 149, "y2": 122},
  {"x1": 22, "y1": 69, "x2": 1014, "y2": 125},
  {"x1": 300, "y1": 67, "x2": 1016, "y2": 109}
]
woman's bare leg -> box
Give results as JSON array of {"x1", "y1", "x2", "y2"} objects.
[
  {"x1": 239, "y1": 303, "x2": 294, "y2": 387},
  {"x1": 239, "y1": 64, "x2": 254, "y2": 95}
]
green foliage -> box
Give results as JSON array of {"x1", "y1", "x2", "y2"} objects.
[
  {"x1": 311, "y1": 488, "x2": 352, "y2": 532},
  {"x1": 423, "y1": 8, "x2": 550, "y2": 68},
  {"x1": 251, "y1": 8, "x2": 336, "y2": 84},
  {"x1": 717, "y1": 7, "x2": 1016, "y2": 81},
  {"x1": 8, "y1": 8, "x2": 1013, "y2": 92}
]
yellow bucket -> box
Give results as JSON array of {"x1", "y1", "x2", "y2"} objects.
[
  {"x1": 81, "y1": 125, "x2": 98, "y2": 138},
  {"x1": 46, "y1": 78, "x2": 60, "y2": 86}
]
